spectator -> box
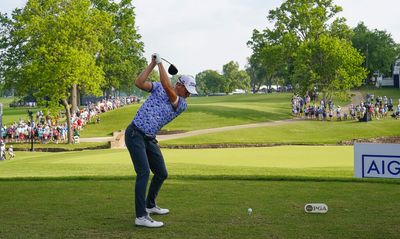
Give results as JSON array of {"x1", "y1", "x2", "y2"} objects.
[
  {"x1": 8, "y1": 145, "x2": 15, "y2": 159},
  {"x1": 0, "y1": 141, "x2": 6, "y2": 160}
]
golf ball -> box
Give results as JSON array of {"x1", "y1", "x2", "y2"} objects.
[{"x1": 247, "y1": 208, "x2": 253, "y2": 214}]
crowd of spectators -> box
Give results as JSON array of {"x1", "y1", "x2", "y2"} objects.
[
  {"x1": 0, "y1": 96, "x2": 140, "y2": 145},
  {"x1": 292, "y1": 93, "x2": 400, "y2": 121}
]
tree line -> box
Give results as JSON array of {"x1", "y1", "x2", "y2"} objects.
[
  {"x1": 196, "y1": 0, "x2": 399, "y2": 97},
  {"x1": 0, "y1": 0, "x2": 399, "y2": 143},
  {"x1": 246, "y1": 0, "x2": 400, "y2": 99},
  {"x1": 0, "y1": 0, "x2": 145, "y2": 143}
]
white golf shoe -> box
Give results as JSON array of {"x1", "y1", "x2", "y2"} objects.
[
  {"x1": 135, "y1": 215, "x2": 164, "y2": 228},
  {"x1": 146, "y1": 206, "x2": 170, "y2": 215}
]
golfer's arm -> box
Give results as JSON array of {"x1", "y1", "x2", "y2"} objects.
[
  {"x1": 158, "y1": 63, "x2": 178, "y2": 105},
  {"x1": 135, "y1": 62, "x2": 156, "y2": 92}
]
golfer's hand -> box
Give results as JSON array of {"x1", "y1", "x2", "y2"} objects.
[{"x1": 152, "y1": 53, "x2": 162, "y2": 64}]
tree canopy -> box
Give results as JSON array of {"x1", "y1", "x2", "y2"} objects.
[
  {"x1": 351, "y1": 22, "x2": 400, "y2": 78},
  {"x1": 248, "y1": 0, "x2": 365, "y2": 98},
  {"x1": 93, "y1": 0, "x2": 146, "y2": 96},
  {"x1": 0, "y1": 0, "x2": 144, "y2": 143}
]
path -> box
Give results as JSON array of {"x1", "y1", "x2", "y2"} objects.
[
  {"x1": 80, "y1": 91, "x2": 364, "y2": 147},
  {"x1": 340, "y1": 91, "x2": 364, "y2": 113}
]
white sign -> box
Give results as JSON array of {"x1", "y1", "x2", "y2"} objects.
[
  {"x1": 354, "y1": 143, "x2": 400, "y2": 179},
  {"x1": 304, "y1": 203, "x2": 328, "y2": 214}
]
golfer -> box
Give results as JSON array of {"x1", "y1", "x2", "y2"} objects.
[{"x1": 125, "y1": 53, "x2": 197, "y2": 228}]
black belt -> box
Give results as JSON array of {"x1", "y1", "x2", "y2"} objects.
[{"x1": 130, "y1": 124, "x2": 156, "y2": 141}]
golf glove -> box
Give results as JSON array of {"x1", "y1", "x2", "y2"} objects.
[{"x1": 152, "y1": 53, "x2": 162, "y2": 64}]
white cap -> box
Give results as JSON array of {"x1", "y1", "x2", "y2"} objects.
[{"x1": 179, "y1": 75, "x2": 198, "y2": 95}]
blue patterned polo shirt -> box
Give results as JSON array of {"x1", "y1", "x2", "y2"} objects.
[{"x1": 132, "y1": 82, "x2": 187, "y2": 137}]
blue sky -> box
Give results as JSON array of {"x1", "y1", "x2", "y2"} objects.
[{"x1": 1, "y1": 0, "x2": 399, "y2": 76}]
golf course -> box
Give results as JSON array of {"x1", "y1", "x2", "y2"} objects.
[{"x1": 1, "y1": 90, "x2": 399, "y2": 238}]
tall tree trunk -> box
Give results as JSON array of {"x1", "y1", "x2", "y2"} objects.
[
  {"x1": 77, "y1": 87, "x2": 81, "y2": 108},
  {"x1": 61, "y1": 99, "x2": 73, "y2": 144},
  {"x1": 71, "y1": 84, "x2": 78, "y2": 113}
]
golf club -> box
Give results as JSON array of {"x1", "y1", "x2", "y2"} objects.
[{"x1": 161, "y1": 57, "x2": 179, "y2": 75}]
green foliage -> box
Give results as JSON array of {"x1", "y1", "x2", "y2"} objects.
[
  {"x1": 247, "y1": 43, "x2": 286, "y2": 92},
  {"x1": 1, "y1": 0, "x2": 112, "y2": 113},
  {"x1": 248, "y1": 0, "x2": 363, "y2": 96},
  {"x1": 351, "y1": 22, "x2": 400, "y2": 77},
  {"x1": 222, "y1": 61, "x2": 250, "y2": 93},
  {"x1": 93, "y1": 0, "x2": 146, "y2": 96},
  {"x1": 195, "y1": 62, "x2": 250, "y2": 95},
  {"x1": 293, "y1": 35, "x2": 367, "y2": 97},
  {"x1": 195, "y1": 70, "x2": 225, "y2": 95}
]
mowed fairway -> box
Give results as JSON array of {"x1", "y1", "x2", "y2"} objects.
[
  {"x1": 1, "y1": 147, "x2": 400, "y2": 238},
  {"x1": 80, "y1": 94, "x2": 293, "y2": 137},
  {"x1": 161, "y1": 118, "x2": 400, "y2": 146}
]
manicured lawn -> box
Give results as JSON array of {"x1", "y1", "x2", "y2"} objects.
[
  {"x1": 1, "y1": 146, "x2": 399, "y2": 238},
  {"x1": 81, "y1": 94, "x2": 293, "y2": 137},
  {"x1": 360, "y1": 87, "x2": 400, "y2": 101},
  {"x1": 9, "y1": 142, "x2": 109, "y2": 151},
  {"x1": 79, "y1": 104, "x2": 141, "y2": 137},
  {"x1": 0, "y1": 146, "x2": 355, "y2": 179},
  {"x1": 0, "y1": 179, "x2": 399, "y2": 238},
  {"x1": 162, "y1": 118, "x2": 400, "y2": 146}
]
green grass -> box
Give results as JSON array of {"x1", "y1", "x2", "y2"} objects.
[
  {"x1": 162, "y1": 118, "x2": 400, "y2": 146},
  {"x1": 1, "y1": 146, "x2": 399, "y2": 238},
  {"x1": 0, "y1": 179, "x2": 399, "y2": 239},
  {"x1": 10, "y1": 142, "x2": 109, "y2": 151},
  {"x1": 81, "y1": 94, "x2": 292, "y2": 137},
  {"x1": 0, "y1": 97, "x2": 42, "y2": 125},
  {"x1": 1, "y1": 90, "x2": 399, "y2": 238},
  {"x1": 360, "y1": 87, "x2": 400, "y2": 100},
  {"x1": 0, "y1": 146, "x2": 355, "y2": 179},
  {"x1": 80, "y1": 104, "x2": 141, "y2": 137}
]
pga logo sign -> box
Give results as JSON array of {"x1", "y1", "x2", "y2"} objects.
[
  {"x1": 304, "y1": 203, "x2": 328, "y2": 214},
  {"x1": 354, "y1": 143, "x2": 400, "y2": 179}
]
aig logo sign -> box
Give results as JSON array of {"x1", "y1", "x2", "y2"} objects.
[
  {"x1": 355, "y1": 144, "x2": 400, "y2": 179},
  {"x1": 362, "y1": 155, "x2": 400, "y2": 178}
]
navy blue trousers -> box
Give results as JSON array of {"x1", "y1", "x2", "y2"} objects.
[{"x1": 125, "y1": 124, "x2": 168, "y2": 218}]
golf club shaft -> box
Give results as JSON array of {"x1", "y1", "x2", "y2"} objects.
[{"x1": 161, "y1": 57, "x2": 173, "y2": 65}]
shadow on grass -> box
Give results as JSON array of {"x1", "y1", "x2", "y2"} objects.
[{"x1": 1, "y1": 175, "x2": 399, "y2": 185}]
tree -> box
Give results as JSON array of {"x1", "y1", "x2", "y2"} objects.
[
  {"x1": 246, "y1": 43, "x2": 286, "y2": 92},
  {"x1": 92, "y1": 0, "x2": 146, "y2": 97},
  {"x1": 293, "y1": 35, "x2": 367, "y2": 98},
  {"x1": 1, "y1": 0, "x2": 112, "y2": 143},
  {"x1": 248, "y1": 0, "x2": 363, "y2": 95},
  {"x1": 351, "y1": 22, "x2": 400, "y2": 78},
  {"x1": 266, "y1": 0, "x2": 350, "y2": 44},
  {"x1": 195, "y1": 70, "x2": 224, "y2": 95},
  {"x1": 222, "y1": 61, "x2": 250, "y2": 94}
]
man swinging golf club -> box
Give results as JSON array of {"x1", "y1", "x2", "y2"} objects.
[{"x1": 125, "y1": 53, "x2": 197, "y2": 228}]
